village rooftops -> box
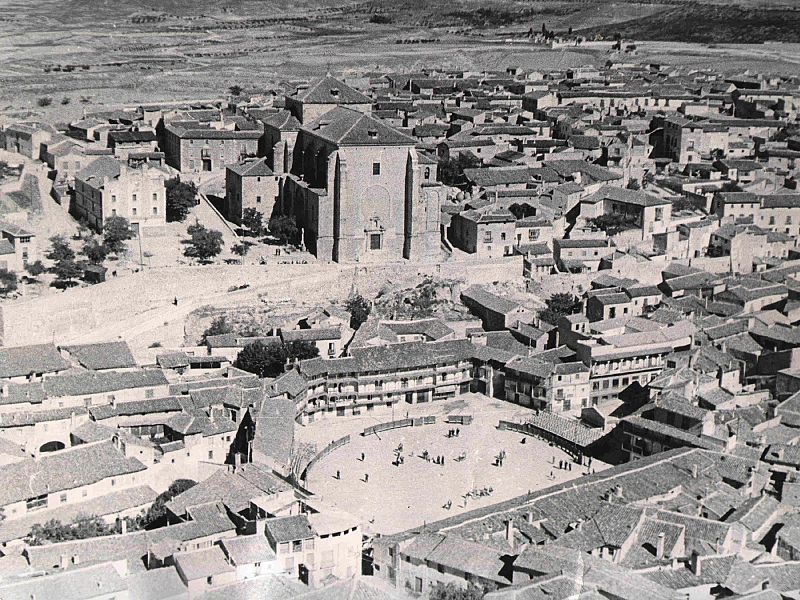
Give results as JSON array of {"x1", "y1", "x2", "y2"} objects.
[
  {"x1": 0, "y1": 561, "x2": 127, "y2": 600},
  {"x1": 220, "y1": 534, "x2": 276, "y2": 566},
  {"x1": 175, "y1": 545, "x2": 235, "y2": 581},
  {"x1": 256, "y1": 109, "x2": 302, "y2": 131},
  {"x1": 304, "y1": 107, "x2": 417, "y2": 147},
  {"x1": 60, "y1": 341, "x2": 137, "y2": 370},
  {"x1": 42, "y1": 368, "x2": 168, "y2": 398},
  {"x1": 584, "y1": 185, "x2": 672, "y2": 208},
  {"x1": 461, "y1": 285, "x2": 522, "y2": 315},
  {"x1": 227, "y1": 157, "x2": 274, "y2": 178},
  {"x1": 0, "y1": 441, "x2": 146, "y2": 507},
  {"x1": 0, "y1": 343, "x2": 71, "y2": 380}
]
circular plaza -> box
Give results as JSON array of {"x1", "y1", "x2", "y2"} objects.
[{"x1": 302, "y1": 393, "x2": 606, "y2": 535}]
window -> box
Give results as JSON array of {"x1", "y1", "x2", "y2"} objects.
[
  {"x1": 655, "y1": 207, "x2": 663, "y2": 222},
  {"x1": 132, "y1": 194, "x2": 137, "y2": 203},
  {"x1": 132, "y1": 207, "x2": 137, "y2": 216},
  {"x1": 206, "y1": 576, "x2": 213, "y2": 585},
  {"x1": 26, "y1": 494, "x2": 47, "y2": 511},
  {"x1": 152, "y1": 193, "x2": 157, "y2": 202},
  {"x1": 279, "y1": 542, "x2": 290, "y2": 554},
  {"x1": 483, "y1": 232, "x2": 493, "y2": 243},
  {"x1": 292, "y1": 540, "x2": 303, "y2": 553},
  {"x1": 256, "y1": 195, "x2": 262, "y2": 204},
  {"x1": 111, "y1": 195, "x2": 117, "y2": 203},
  {"x1": 500, "y1": 232, "x2": 506, "y2": 241},
  {"x1": 372, "y1": 162, "x2": 381, "y2": 175},
  {"x1": 111, "y1": 209, "x2": 117, "y2": 216},
  {"x1": 153, "y1": 207, "x2": 158, "y2": 215},
  {"x1": 208, "y1": 450, "x2": 214, "y2": 460},
  {"x1": 770, "y1": 216, "x2": 776, "y2": 225},
  {"x1": 424, "y1": 167, "x2": 431, "y2": 179},
  {"x1": 111, "y1": 478, "x2": 116, "y2": 487},
  {"x1": 369, "y1": 233, "x2": 382, "y2": 250},
  {"x1": 60, "y1": 493, "x2": 67, "y2": 503}
]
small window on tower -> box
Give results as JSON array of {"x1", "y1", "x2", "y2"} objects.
[
  {"x1": 370, "y1": 234, "x2": 382, "y2": 250},
  {"x1": 372, "y1": 162, "x2": 381, "y2": 175}
]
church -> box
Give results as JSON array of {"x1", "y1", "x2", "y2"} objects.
[{"x1": 261, "y1": 76, "x2": 444, "y2": 263}]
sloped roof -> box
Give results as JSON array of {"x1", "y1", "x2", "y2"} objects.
[
  {"x1": 61, "y1": 341, "x2": 137, "y2": 370},
  {"x1": 0, "y1": 343, "x2": 70, "y2": 379},
  {"x1": 290, "y1": 76, "x2": 371, "y2": 105},
  {"x1": 304, "y1": 107, "x2": 416, "y2": 147}
]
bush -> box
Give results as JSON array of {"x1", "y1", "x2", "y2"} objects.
[
  {"x1": 539, "y1": 293, "x2": 580, "y2": 326},
  {"x1": 37, "y1": 96, "x2": 53, "y2": 107},
  {"x1": 234, "y1": 340, "x2": 319, "y2": 378},
  {"x1": 0, "y1": 269, "x2": 17, "y2": 297},
  {"x1": 200, "y1": 316, "x2": 233, "y2": 344},
  {"x1": 438, "y1": 152, "x2": 481, "y2": 186},
  {"x1": 28, "y1": 515, "x2": 115, "y2": 545},
  {"x1": 60, "y1": 96, "x2": 71, "y2": 105},
  {"x1": 242, "y1": 208, "x2": 264, "y2": 236},
  {"x1": 143, "y1": 479, "x2": 197, "y2": 528},
  {"x1": 369, "y1": 14, "x2": 393, "y2": 24}
]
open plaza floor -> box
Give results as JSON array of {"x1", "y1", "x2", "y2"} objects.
[{"x1": 303, "y1": 394, "x2": 609, "y2": 535}]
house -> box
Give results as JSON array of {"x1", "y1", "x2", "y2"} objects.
[
  {"x1": 0, "y1": 222, "x2": 36, "y2": 272},
  {"x1": 174, "y1": 545, "x2": 237, "y2": 596},
  {"x1": 224, "y1": 157, "x2": 280, "y2": 225},
  {"x1": 461, "y1": 285, "x2": 530, "y2": 331},
  {"x1": 284, "y1": 76, "x2": 372, "y2": 125},
  {"x1": 553, "y1": 238, "x2": 616, "y2": 272},
  {"x1": 72, "y1": 156, "x2": 169, "y2": 233},
  {"x1": 448, "y1": 207, "x2": 516, "y2": 258}
]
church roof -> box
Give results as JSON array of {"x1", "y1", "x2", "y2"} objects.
[{"x1": 304, "y1": 107, "x2": 417, "y2": 147}]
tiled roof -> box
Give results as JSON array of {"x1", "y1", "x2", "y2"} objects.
[
  {"x1": 227, "y1": 157, "x2": 274, "y2": 177},
  {"x1": 265, "y1": 514, "x2": 314, "y2": 543},
  {"x1": 461, "y1": 285, "x2": 522, "y2": 315},
  {"x1": 304, "y1": 107, "x2": 416, "y2": 147},
  {"x1": 290, "y1": 76, "x2": 371, "y2": 104},
  {"x1": 43, "y1": 369, "x2": 168, "y2": 398},
  {"x1": 60, "y1": 341, "x2": 137, "y2": 370},
  {"x1": 0, "y1": 343, "x2": 70, "y2": 379},
  {"x1": 0, "y1": 441, "x2": 146, "y2": 506}
]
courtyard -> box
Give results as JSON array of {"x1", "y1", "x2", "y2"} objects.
[{"x1": 303, "y1": 394, "x2": 608, "y2": 535}]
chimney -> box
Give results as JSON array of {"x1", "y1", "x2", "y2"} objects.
[
  {"x1": 527, "y1": 511, "x2": 535, "y2": 525},
  {"x1": 505, "y1": 519, "x2": 515, "y2": 547},
  {"x1": 615, "y1": 485, "x2": 623, "y2": 498},
  {"x1": 691, "y1": 552, "x2": 701, "y2": 576},
  {"x1": 59, "y1": 554, "x2": 68, "y2": 570},
  {"x1": 575, "y1": 518, "x2": 584, "y2": 531},
  {"x1": 1, "y1": 383, "x2": 8, "y2": 398},
  {"x1": 72, "y1": 553, "x2": 80, "y2": 565},
  {"x1": 234, "y1": 452, "x2": 242, "y2": 469},
  {"x1": 120, "y1": 518, "x2": 127, "y2": 535},
  {"x1": 691, "y1": 464, "x2": 698, "y2": 479},
  {"x1": 656, "y1": 532, "x2": 666, "y2": 559}
]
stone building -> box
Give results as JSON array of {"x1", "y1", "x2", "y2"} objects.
[
  {"x1": 73, "y1": 156, "x2": 169, "y2": 232},
  {"x1": 224, "y1": 158, "x2": 280, "y2": 225},
  {"x1": 285, "y1": 76, "x2": 372, "y2": 125},
  {"x1": 279, "y1": 107, "x2": 442, "y2": 263}
]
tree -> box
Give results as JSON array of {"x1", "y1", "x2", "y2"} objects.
[
  {"x1": 200, "y1": 316, "x2": 233, "y2": 344},
  {"x1": 437, "y1": 152, "x2": 481, "y2": 186},
  {"x1": 46, "y1": 235, "x2": 81, "y2": 287},
  {"x1": 234, "y1": 340, "x2": 289, "y2": 378},
  {"x1": 345, "y1": 293, "x2": 371, "y2": 329},
  {"x1": 642, "y1": 171, "x2": 656, "y2": 188},
  {"x1": 285, "y1": 340, "x2": 320, "y2": 362},
  {"x1": 165, "y1": 178, "x2": 198, "y2": 222},
  {"x1": 143, "y1": 479, "x2": 197, "y2": 528},
  {"x1": 539, "y1": 292, "x2": 581, "y2": 326},
  {"x1": 229, "y1": 84, "x2": 243, "y2": 96},
  {"x1": 82, "y1": 239, "x2": 109, "y2": 265},
  {"x1": 37, "y1": 96, "x2": 52, "y2": 107},
  {"x1": 242, "y1": 208, "x2": 265, "y2": 236},
  {"x1": 103, "y1": 215, "x2": 133, "y2": 254},
  {"x1": 626, "y1": 178, "x2": 641, "y2": 190},
  {"x1": 429, "y1": 582, "x2": 485, "y2": 600},
  {"x1": 60, "y1": 96, "x2": 71, "y2": 105},
  {"x1": 25, "y1": 260, "x2": 45, "y2": 279},
  {"x1": 0, "y1": 269, "x2": 17, "y2": 297},
  {"x1": 184, "y1": 225, "x2": 224, "y2": 262},
  {"x1": 28, "y1": 515, "x2": 115, "y2": 545},
  {"x1": 268, "y1": 214, "x2": 299, "y2": 245}
]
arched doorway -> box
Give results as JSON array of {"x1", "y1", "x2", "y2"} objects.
[{"x1": 39, "y1": 440, "x2": 65, "y2": 453}]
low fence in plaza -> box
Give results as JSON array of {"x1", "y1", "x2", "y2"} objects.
[
  {"x1": 445, "y1": 414, "x2": 473, "y2": 425},
  {"x1": 362, "y1": 416, "x2": 436, "y2": 437},
  {"x1": 301, "y1": 434, "x2": 351, "y2": 481}
]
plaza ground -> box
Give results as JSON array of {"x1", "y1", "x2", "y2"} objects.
[{"x1": 302, "y1": 393, "x2": 609, "y2": 535}]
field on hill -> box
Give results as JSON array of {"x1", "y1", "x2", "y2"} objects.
[{"x1": 1, "y1": 0, "x2": 799, "y2": 122}]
